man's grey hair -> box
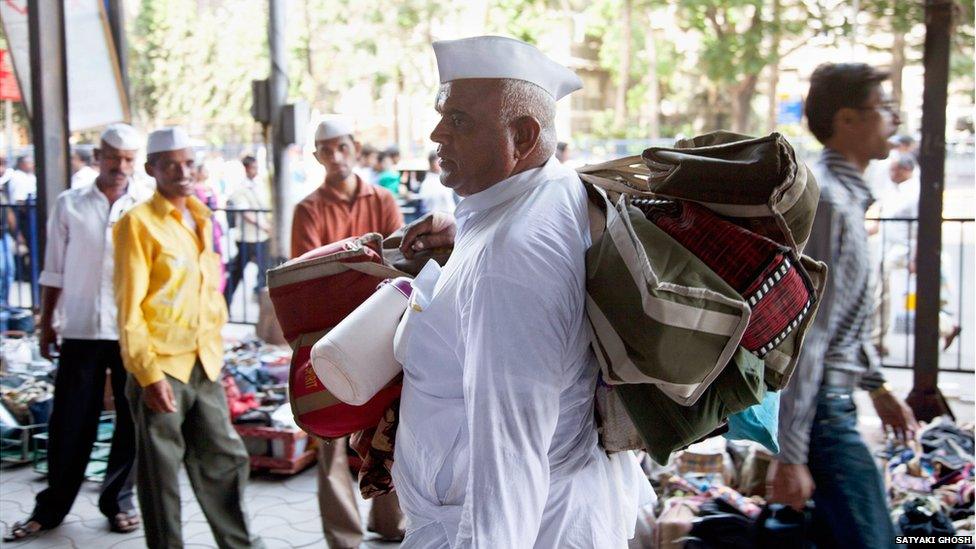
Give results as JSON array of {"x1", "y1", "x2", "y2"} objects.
[{"x1": 499, "y1": 79, "x2": 557, "y2": 159}]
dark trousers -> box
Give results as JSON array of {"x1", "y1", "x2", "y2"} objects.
[
  {"x1": 126, "y1": 365, "x2": 260, "y2": 549},
  {"x1": 224, "y1": 240, "x2": 269, "y2": 304},
  {"x1": 31, "y1": 339, "x2": 136, "y2": 527},
  {"x1": 808, "y1": 386, "x2": 899, "y2": 549}
]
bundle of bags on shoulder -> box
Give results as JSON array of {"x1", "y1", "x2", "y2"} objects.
[{"x1": 266, "y1": 131, "x2": 827, "y2": 494}]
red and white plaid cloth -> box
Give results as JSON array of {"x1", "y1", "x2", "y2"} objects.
[{"x1": 636, "y1": 198, "x2": 815, "y2": 358}]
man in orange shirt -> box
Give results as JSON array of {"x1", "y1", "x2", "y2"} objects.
[
  {"x1": 291, "y1": 118, "x2": 404, "y2": 548},
  {"x1": 291, "y1": 119, "x2": 402, "y2": 258}
]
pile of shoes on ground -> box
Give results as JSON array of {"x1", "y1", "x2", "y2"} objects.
[
  {"x1": 221, "y1": 336, "x2": 291, "y2": 426},
  {"x1": 881, "y1": 416, "x2": 974, "y2": 539},
  {"x1": 1, "y1": 334, "x2": 55, "y2": 428}
]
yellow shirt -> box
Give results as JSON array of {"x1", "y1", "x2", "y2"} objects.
[{"x1": 113, "y1": 192, "x2": 227, "y2": 387}]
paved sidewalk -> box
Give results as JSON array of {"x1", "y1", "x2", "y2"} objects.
[{"x1": 0, "y1": 463, "x2": 401, "y2": 548}]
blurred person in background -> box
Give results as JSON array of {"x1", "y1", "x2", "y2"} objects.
[
  {"x1": 555, "y1": 141, "x2": 570, "y2": 163},
  {"x1": 356, "y1": 144, "x2": 380, "y2": 185},
  {"x1": 375, "y1": 151, "x2": 401, "y2": 197},
  {"x1": 8, "y1": 155, "x2": 36, "y2": 203},
  {"x1": 417, "y1": 150, "x2": 455, "y2": 214},
  {"x1": 224, "y1": 155, "x2": 271, "y2": 304},
  {"x1": 0, "y1": 156, "x2": 14, "y2": 305},
  {"x1": 385, "y1": 145, "x2": 401, "y2": 166},
  {"x1": 870, "y1": 154, "x2": 960, "y2": 355},
  {"x1": 70, "y1": 147, "x2": 99, "y2": 189},
  {"x1": 8, "y1": 156, "x2": 36, "y2": 281},
  {"x1": 194, "y1": 163, "x2": 226, "y2": 293}
]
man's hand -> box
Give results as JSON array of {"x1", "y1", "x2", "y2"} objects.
[
  {"x1": 871, "y1": 389, "x2": 919, "y2": 441},
  {"x1": 399, "y1": 211, "x2": 457, "y2": 259},
  {"x1": 143, "y1": 379, "x2": 177, "y2": 414},
  {"x1": 766, "y1": 461, "x2": 815, "y2": 511},
  {"x1": 38, "y1": 323, "x2": 60, "y2": 360}
]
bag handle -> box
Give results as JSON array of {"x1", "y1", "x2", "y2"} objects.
[{"x1": 344, "y1": 261, "x2": 412, "y2": 280}]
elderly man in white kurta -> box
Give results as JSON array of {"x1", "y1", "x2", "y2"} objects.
[{"x1": 393, "y1": 36, "x2": 651, "y2": 548}]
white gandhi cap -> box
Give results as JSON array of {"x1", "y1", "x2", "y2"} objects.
[
  {"x1": 100, "y1": 123, "x2": 141, "y2": 151},
  {"x1": 314, "y1": 117, "x2": 354, "y2": 142},
  {"x1": 146, "y1": 127, "x2": 192, "y2": 155},
  {"x1": 432, "y1": 35, "x2": 582, "y2": 100}
]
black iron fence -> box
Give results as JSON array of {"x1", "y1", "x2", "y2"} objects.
[
  {"x1": 218, "y1": 207, "x2": 276, "y2": 325},
  {"x1": 868, "y1": 216, "x2": 974, "y2": 373}
]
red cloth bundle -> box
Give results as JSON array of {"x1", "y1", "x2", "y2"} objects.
[
  {"x1": 636, "y1": 199, "x2": 815, "y2": 358},
  {"x1": 266, "y1": 233, "x2": 406, "y2": 440}
]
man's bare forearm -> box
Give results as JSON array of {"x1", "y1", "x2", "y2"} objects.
[{"x1": 39, "y1": 285, "x2": 61, "y2": 327}]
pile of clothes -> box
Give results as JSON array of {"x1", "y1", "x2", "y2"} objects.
[
  {"x1": 649, "y1": 438, "x2": 814, "y2": 548},
  {"x1": 881, "y1": 416, "x2": 975, "y2": 539},
  {"x1": 220, "y1": 337, "x2": 290, "y2": 424}
]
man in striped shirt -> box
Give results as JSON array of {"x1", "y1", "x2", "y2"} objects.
[{"x1": 768, "y1": 63, "x2": 919, "y2": 548}]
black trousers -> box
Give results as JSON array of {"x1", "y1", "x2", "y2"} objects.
[
  {"x1": 32, "y1": 339, "x2": 137, "y2": 527},
  {"x1": 224, "y1": 240, "x2": 269, "y2": 304}
]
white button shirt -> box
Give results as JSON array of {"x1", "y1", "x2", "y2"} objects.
[
  {"x1": 393, "y1": 157, "x2": 651, "y2": 549},
  {"x1": 39, "y1": 182, "x2": 147, "y2": 340}
]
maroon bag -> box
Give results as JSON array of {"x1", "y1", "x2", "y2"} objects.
[{"x1": 266, "y1": 233, "x2": 408, "y2": 439}]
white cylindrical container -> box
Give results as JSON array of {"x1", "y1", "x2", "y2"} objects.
[{"x1": 310, "y1": 277, "x2": 411, "y2": 406}]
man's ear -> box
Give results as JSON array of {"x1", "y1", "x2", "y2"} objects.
[
  {"x1": 145, "y1": 162, "x2": 155, "y2": 178},
  {"x1": 93, "y1": 148, "x2": 102, "y2": 162},
  {"x1": 512, "y1": 116, "x2": 541, "y2": 161}
]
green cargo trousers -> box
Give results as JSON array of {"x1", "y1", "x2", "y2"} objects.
[{"x1": 126, "y1": 363, "x2": 262, "y2": 549}]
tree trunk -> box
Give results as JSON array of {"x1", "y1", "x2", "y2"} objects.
[
  {"x1": 767, "y1": 64, "x2": 780, "y2": 133},
  {"x1": 641, "y1": 18, "x2": 660, "y2": 141},
  {"x1": 613, "y1": 0, "x2": 632, "y2": 133},
  {"x1": 891, "y1": 30, "x2": 907, "y2": 111},
  {"x1": 731, "y1": 74, "x2": 759, "y2": 134},
  {"x1": 766, "y1": 0, "x2": 781, "y2": 133}
]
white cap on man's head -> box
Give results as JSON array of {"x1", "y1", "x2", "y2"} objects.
[
  {"x1": 314, "y1": 117, "x2": 354, "y2": 142},
  {"x1": 146, "y1": 127, "x2": 192, "y2": 155},
  {"x1": 432, "y1": 36, "x2": 582, "y2": 100},
  {"x1": 100, "y1": 123, "x2": 141, "y2": 151}
]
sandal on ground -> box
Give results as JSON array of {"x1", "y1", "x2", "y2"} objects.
[
  {"x1": 3, "y1": 520, "x2": 45, "y2": 542},
  {"x1": 108, "y1": 512, "x2": 141, "y2": 534}
]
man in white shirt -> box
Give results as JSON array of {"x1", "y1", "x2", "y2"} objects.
[
  {"x1": 224, "y1": 155, "x2": 271, "y2": 304},
  {"x1": 393, "y1": 36, "x2": 650, "y2": 548},
  {"x1": 417, "y1": 150, "x2": 456, "y2": 215},
  {"x1": 5, "y1": 124, "x2": 146, "y2": 542},
  {"x1": 7, "y1": 155, "x2": 36, "y2": 203},
  {"x1": 70, "y1": 147, "x2": 99, "y2": 189}
]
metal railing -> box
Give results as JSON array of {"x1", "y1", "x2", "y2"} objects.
[
  {"x1": 869, "y1": 216, "x2": 974, "y2": 373},
  {"x1": 3, "y1": 204, "x2": 974, "y2": 374},
  {"x1": 0, "y1": 203, "x2": 279, "y2": 327},
  {"x1": 1, "y1": 201, "x2": 41, "y2": 316},
  {"x1": 218, "y1": 208, "x2": 276, "y2": 325}
]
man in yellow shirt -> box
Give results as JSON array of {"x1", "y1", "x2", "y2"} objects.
[{"x1": 114, "y1": 127, "x2": 261, "y2": 548}]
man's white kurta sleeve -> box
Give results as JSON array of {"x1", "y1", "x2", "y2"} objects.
[
  {"x1": 38, "y1": 193, "x2": 68, "y2": 288},
  {"x1": 455, "y1": 272, "x2": 569, "y2": 548}
]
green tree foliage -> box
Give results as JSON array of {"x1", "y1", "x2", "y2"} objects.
[
  {"x1": 129, "y1": 0, "x2": 267, "y2": 144},
  {"x1": 122, "y1": 0, "x2": 971, "y2": 145}
]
